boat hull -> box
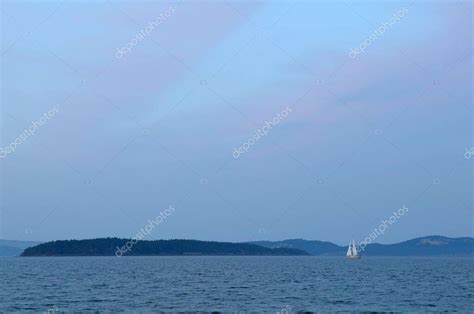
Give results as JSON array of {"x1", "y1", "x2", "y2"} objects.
[{"x1": 346, "y1": 255, "x2": 361, "y2": 259}]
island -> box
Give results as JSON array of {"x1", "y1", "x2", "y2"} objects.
[
  {"x1": 20, "y1": 238, "x2": 309, "y2": 256},
  {"x1": 17, "y1": 235, "x2": 474, "y2": 257}
]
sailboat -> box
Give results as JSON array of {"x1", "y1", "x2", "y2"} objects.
[{"x1": 346, "y1": 240, "x2": 361, "y2": 259}]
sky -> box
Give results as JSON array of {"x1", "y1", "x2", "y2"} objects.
[{"x1": 0, "y1": 0, "x2": 472, "y2": 245}]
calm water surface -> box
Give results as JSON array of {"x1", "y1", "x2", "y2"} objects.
[{"x1": 1, "y1": 256, "x2": 473, "y2": 312}]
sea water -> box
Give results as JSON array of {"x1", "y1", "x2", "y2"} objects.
[{"x1": 1, "y1": 256, "x2": 472, "y2": 312}]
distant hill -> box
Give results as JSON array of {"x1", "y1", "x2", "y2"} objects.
[
  {"x1": 0, "y1": 240, "x2": 41, "y2": 256},
  {"x1": 251, "y1": 236, "x2": 474, "y2": 256},
  {"x1": 361, "y1": 236, "x2": 474, "y2": 256},
  {"x1": 20, "y1": 238, "x2": 309, "y2": 256},
  {"x1": 252, "y1": 239, "x2": 342, "y2": 256}
]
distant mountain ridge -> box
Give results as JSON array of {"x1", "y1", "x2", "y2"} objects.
[
  {"x1": 0, "y1": 240, "x2": 41, "y2": 257},
  {"x1": 251, "y1": 239, "x2": 342, "y2": 256},
  {"x1": 5, "y1": 236, "x2": 473, "y2": 257},
  {"x1": 20, "y1": 238, "x2": 309, "y2": 257},
  {"x1": 360, "y1": 236, "x2": 474, "y2": 256},
  {"x1": 251, "y1": 236, "x2": 474, "y2": 256}
]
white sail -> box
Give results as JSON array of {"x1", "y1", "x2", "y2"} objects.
[
  {"x1": 346, "y1": 242, "x2": 352, "y2": 256},
  {"x1": 352, "y1": 240, "x2": 358, "y2": 256},
  {"x1": 346, "y1": 240, "x2": 361, "y2": 258}
]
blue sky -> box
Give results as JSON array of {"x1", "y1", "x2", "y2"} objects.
[{"x1": 1, "y1": 0, "x2": 472, "y2": 244}]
